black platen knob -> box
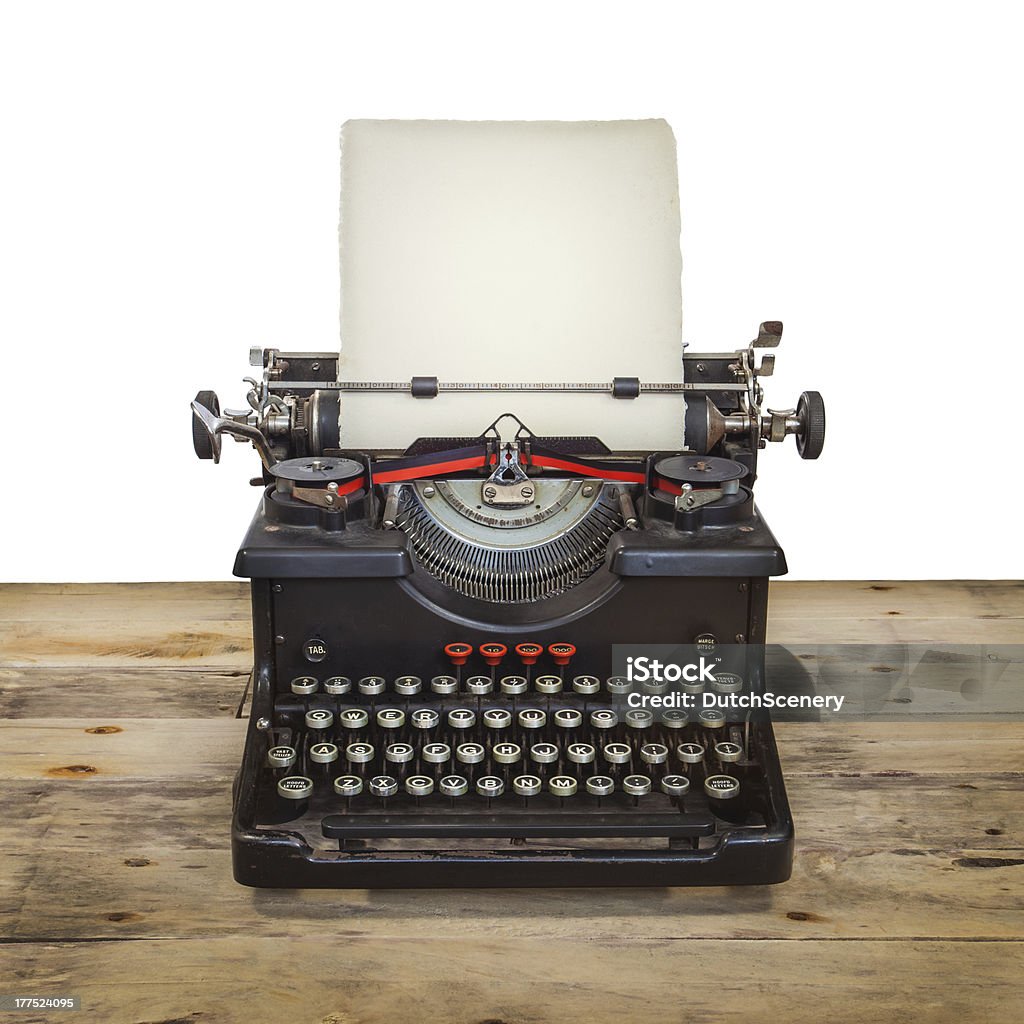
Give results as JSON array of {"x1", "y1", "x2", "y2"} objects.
[
  {"x1": 796, "y1": 390, "x2": 826, "y2": 460},
  {"x1": 192, "y1": 390, "x2": 221, "y2": 460}
]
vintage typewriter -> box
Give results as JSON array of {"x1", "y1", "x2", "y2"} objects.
[{"x1": 191, "y1": 323, "x2": 825, "y2": 887}]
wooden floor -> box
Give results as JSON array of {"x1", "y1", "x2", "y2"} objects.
[{"x1": 0, "y1": 581, "x2": 1021, "y2": 1024}]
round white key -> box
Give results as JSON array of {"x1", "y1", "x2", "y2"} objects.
[
  {"x1": 640, "y1": 742, "x2": 669, "y2": 765},
  {"x1": 625, "y1": 709, "x2": 655, "y2": 730},
  {"x1": 605, "y1": 676, "x2": 632, "y2": 695},
  {"x1": 405, "y1": 775, "x2": 434, "y2": 797},
  {"x1": 549, "y1": 775, "x2": 578, "y2": 797},
  {"x1": 590, "y1": 709, "x2": 618, "y2": 730},
  {"x1": 411, "y1": 708, "x2": 440, "y2": 730},
  {"x1": 346, "y1": 742, "x2": 375, "y2": 764},
  {"x1": 603, "y1": 742, "x2": 632, "y2": 765},
  {"x1": 704, "y1": 774, "x2": 740, "y2": 800},
  {"x1": 447, "y1": 708, "x2": 476, "y2": 730},
  {"x1": 518, "y1": 708, "x2": 547, "y2": 730},
  {"x1": 698, "y1": 709, "x2": 727, "y2": 730},
  {"x1": 623, "y1": 774, "x2": 652, "y2": 796},
  {"x1": 714, "y1": 741, "x2": 744, "y2": 763},
  {"x1": 492, "y1": 742, "x2": 522, "y2": 765},
  {"x1": 358, "y1": 676, "x2": 386, "y2": 696},
  {"x1": 305, "y1": 709, "x2": 334, "y2": 731},
  {"x1": 476, "y1": 775, "x2": 505, "y2": 797},
  {"x1": 333, "y1": 774, "x2": 363, "y2": 797},
  {"x1": 394, "y1": 675, "x2": 422, "y2": 695},
  {"x1": 535, "y1": 675, "x2": 563, "y2": 694},
  {"x1": 278, "y1": 775, "x2": 313, "y2": 800},
  {"x1": 661, "y1": 774, "x2": 691, "y2": 797},
  {"x1": 585, "y1": 775, "x2": 615, "y2": 796},
  {"x1": 290, "y1": 676, "x2": 318, "y2": 695},
  {"x1": 385, "y1": 742, "x2": 415, "y2": 764},
  {"x1": 466, "y1": 675, "x2": 493, "y2": 695},
  {"x1": 677, "y1": 742, "x2": 706, "y2": 764},
  {"x1": 712, "y1": 672, "x2": 744, "y2": 694},
  {"x1": 456, "y1": 742, "x2": 485, "y2": 765},
  {"x1": 368, "y1": 775, "x2": 399, "y2": 798},
  {"x1": 431, "y1": 675, "x2": 459, "y2": 694},
  {"x1": 323, "y1": 676, "x2": 352, "y2": 695},
  {"x1": 661, "y1": 710, "x2": 689, "y2": 730},
  {"x1": 567, "y1": 742, "x2": 596, "y2": 765},
  {"x1": 422, "y1": 742, "x2": 451, "y2": 764},
  {"x1": 500, "y1": 675, "x2": 528, "y2": 695},
  {"x1": 340, "y1": 708, "x2": 370, "y2": 731},
  {"x1": 267, "y1": 745, "x2": 297, "y2": 769},
  {"x1": 640, "y1": 679, "x2": 669, "y2": 695},
  {"x1": 483, "y1": 708, "x2": 512, "y2": 730},
  {"x1": 530, "y1": 742, "x2": 559, "y2": 764},
  {"x1": 554, "y1": 708, "x2": 584, "y2": 729},
  {"x1": 376, "y1": 708, "x2": 406, "y2": 729},
  {"x1": 572, "y1": 675, "x2": 601, "y2": 695},
  {"x1": 310, "y1": 742, "x2": 339, "y2": 764},
  {"x1": 439, "y1": 775, "x2": 469, "y2": 798},
  {"x1": 513, "y1": 774, "x2": 542, "y2": 797}
]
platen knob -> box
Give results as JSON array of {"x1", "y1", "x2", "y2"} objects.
[{"x1": 796, "y1": 390, "x2": 826, "y2": 460}]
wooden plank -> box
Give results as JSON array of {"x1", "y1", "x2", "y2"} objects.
[{"x1": 0, "y1": 937, "x2": 1020, "y2": 1024}]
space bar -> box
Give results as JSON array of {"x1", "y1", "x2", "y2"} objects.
[{"x1": 321, "y1": 811, "x2": 715, "y2": 840}]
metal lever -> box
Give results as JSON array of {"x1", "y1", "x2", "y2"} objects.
[{"x1": 190, "y1": 400, "x2": 278, "y2": 470}]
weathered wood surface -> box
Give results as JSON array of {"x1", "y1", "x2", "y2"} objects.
[{"x1": 0, "y1": 581, "x2": 1021, "y2": 1023}]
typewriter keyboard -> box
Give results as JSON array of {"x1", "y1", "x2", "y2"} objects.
[{"x1": 255, "y1": 651, "x2": 774, "y2": 850}]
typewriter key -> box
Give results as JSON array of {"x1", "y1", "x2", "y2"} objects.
[
  {"x1": 346, "y1": 742, "x2": 375, "y2": 764},
  {"x1": 456, "y1": 742, "x2": 485, "y2": 765},
  {"x1": 447, "y1": 708, "x2": 476, "y2": 734},
  {"x1": 479, "y1": 643, "x2": 507, "y2": 668},
  {"x1": 277, "y1": 776, "x2": 313, "y2": 800},
  {"x1": 548, "y1": 642, "x2": 576, "y2": 667},
  {"x1": 554, "y1": 708, "x2": 583, "y2": 730},
  {"x1": 640, "y1": 679, "x2": 670, "y2": 695},
  {"x1": 422, "y1": 742, "x2": 451, "y2": 765},
  {"x1": 677, "y1": 742, "x2": 706, "y2": 764},
  {"x1": 323, "y1": 676, "x2": 352, "y2": 695},
  {"x1": 493, "y1": 742, "x2": 522, "y2": 766},
  {"x1": 605, "y1": 676, "x2": 632, "y2": 695},
  {"x1": 640, "y1": 742, "x2": 669, "y2": 765},
  {"x1": 712, "y1": 672, "x2": 744, "y2": 694},
  {"x1": 567, "y1": 742, "x2": 596, "y2": 765},
  {"x1": 358, "y1": 676, "x2": 386, "y2": 696},
  {"x1": 549, "y1": 775, "x2": 578, "y2": 798},
  {"x1": 590, "y1": 709, "x2": 619, "y2": 730},
  {"x1": 704, "y1": 774, "x2": 740, "y2": 800},
  {"x1": 267, "y1": 745, "x2": 297, "y2": 769},
  {"x1": 514, "y1": 642, "x2": 543, "y2": 667},
  {"x1": 411, "y1": 708, "x2": 440, "y2": 731},
  {"x1": 385, "y1": 742, "x2": 415, "y2": 764},
  {"x1": 476, "y1": 775, "x2": 505, "y2": 798},
  {"x1": 405, "y1": 775, "x2": 434, "y2": 797},
  {"x1": 535, "y1": 675, "x2": 563, "y2": 695},
  {"x1": 585, "y1": 775, "x2": 615, "y2": 797},
  {"x1": 310, "y1": 742, "x2": 339, "y2": 764},
  {"x1": 439, "y1": 774, "x2": 469, "y2": 798},
  {"x1": 305, "y1": 708, "x2": 334, "y2": 731},
  {"x1": 340, "y1": 708, "x2": 370, "y2": 731},
  {"x1": 483, "y1": 708, "x2": 512, "y2": 731},
  {"x1": 661, "y1": 710, "x2": 689, "y2": 730},
  {"x1": 518, "y1": 708, "x2": 546, "y2": 730},
  {"x1": 466, "y1": 675, "x2": 494, "y2": 696},
  {"x1": 290, "y1": 676, "x2": 318, "y2": 695},
  {"x1": 572, "y1": 675, "x2": 601, "y2": 695},
  {"x1": 623, "y1": 774, "x2": 652, "y2": 798},
  {"x1": 443, "y1": 642, "x2": 473, "y2": 668},
  {"x1": 431, "y1": 675, "x2": 459, "y2": 695},
  {"x1": 714, "y1": 741, "x2": 743, "y2": 763},
  {"x1": 500, "y1": 675, "x2": 528, "y2": 696},
  {"x1": 377, "y1": 708, "x2": 406, "y2": 730},
  {"x1": 680, "y1": 679, "x2": 705, "y2": 696},
  {"x1": 660, "y1": 774, "x2": 691, "y2": 798},
  {"x1": 625, "y1": 709, "x2": 655, "y2": 731},
  {"x1": 603, "y1": 742, "x2": 632, "y2": 765},
  {"x1": 394, "y1": 675, "x2": 423, "y2": 696},
  {"x1": 512, "y1": 774, "x2": 542, "y2": 798},
  {"x1": 333, "y1": 774, "x2": 363, "y2": 797},
  {"x1": 530, "y1": 742, "x2": 559, "y2": 765},
  {"x1": 368, "y1": 775, "x2": 399, "y2": 799},
  {"x1": 698, "y1": 709, "x2": 727, "y2": 730}
]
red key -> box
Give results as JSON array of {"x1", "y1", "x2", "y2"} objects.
[
  {"x1": 444, "y1": 642, "x2": 473, "y2": 667},
  {"x1": 515, "y1": 642, "x2": 543, "y2": 666},
  {"x1": 547, "y1": 642, "x2": 576, "y2": 667},
  {"x1": 479, "y1": 642, "x2": 508, "y2": 667}
]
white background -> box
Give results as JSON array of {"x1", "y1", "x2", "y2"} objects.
[{"x1": 1, "y1": 1, "x2": 1021, "y2": 582}]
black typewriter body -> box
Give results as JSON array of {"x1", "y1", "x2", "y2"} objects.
[{"x1": 193, "y1": 326, "x2": 824, "y2": 887}]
